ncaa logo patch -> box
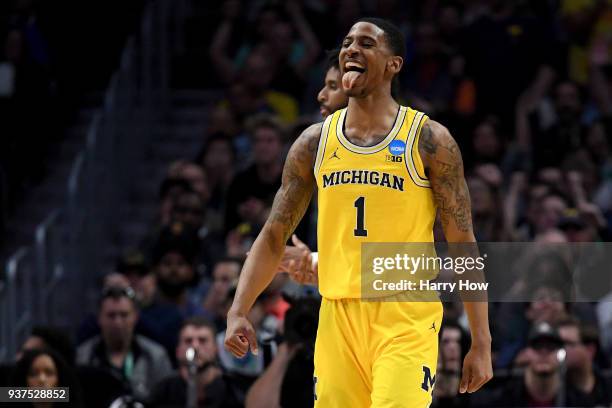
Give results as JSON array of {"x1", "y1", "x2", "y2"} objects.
[{"x1": 388, "y1": 140, "x2": 406, "y2": 156}]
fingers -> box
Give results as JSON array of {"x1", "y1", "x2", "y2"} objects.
[
  {"x1": 467, "y1": 368, "x2": 493, "y2": 393},
  {"x1": 291, "y1": 234, "x2": 307, "y2": 249},
  {"x1": 459, "y1": 359, "x2": 493, "y2": 393},
  {"x1": 288, "y1": 259, "x2": 303, "y2": 283},
  {"x1": 244, "y1": 326, "x2": 259, "y2": 355},
  {"x1": 225, "y1": 334, "x2": 249, "y2": 358},
  {"x1": 287, "y1": 249, "x2": 315, "y2": 285},
  {"x1": 298, "y1": 249, "x2": 310, "y2": 276},
  {"x1": 459, "y1": 364, "x2": 470, "y2": 394},
  {"x1": 277, "y1": 246, "x2": 292, "y2": 273},
  {"x1": 467, "y1": 371, "x2": 481, "y2": 393}
]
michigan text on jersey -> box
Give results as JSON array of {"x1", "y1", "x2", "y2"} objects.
[{"x1": 321, "y1": 170, "x2": 405, "y2": 191}]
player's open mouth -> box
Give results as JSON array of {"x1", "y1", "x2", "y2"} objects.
[
  {"x1": 344, "y1": 62, "x2": 366, "y2": 73},
  {"x1": 343, "y1": 62, "x2": 366, "y2": 90}
]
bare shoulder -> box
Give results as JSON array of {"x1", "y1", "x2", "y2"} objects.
[{"x1": 418, "y1": 119, "x2": 462, "y2": 168}]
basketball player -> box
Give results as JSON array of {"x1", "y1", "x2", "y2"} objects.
[
  {"x1": 225, "y1": 18, "x2": 492, "y2": 407},
  {"x1": 318, "y1": 47, "x2": 349, "y2": 118}
]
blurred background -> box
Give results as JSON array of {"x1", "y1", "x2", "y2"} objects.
[{"x1": 1, "y1": 0, "x2": 612, "y2": 407}]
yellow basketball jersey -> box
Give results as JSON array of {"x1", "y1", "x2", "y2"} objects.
[{"x1": 314, "y1": 106, "x2": 437, "y2": 299}]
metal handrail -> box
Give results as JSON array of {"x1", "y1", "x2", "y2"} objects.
[
  {"x1": 5, "y1": 247, "x2": 31, "y2": 359},
  {"x1": 35, "y1": 210, "x2": 61, "y2": 324},
  {"x1": 0, "y1": 279, "x2": 6, "y2": 361}
]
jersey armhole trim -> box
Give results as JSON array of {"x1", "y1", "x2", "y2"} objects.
[
  {"x1": 411, "y1": 115, "x2": 430, "y2": 181},
  {"x1": 405, "y1": 112, "x2": 431, "y2": 188},
  {"x1": 314, "y1": 114, "x2": 333, "y2": 176}
]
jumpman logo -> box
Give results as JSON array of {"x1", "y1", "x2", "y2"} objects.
[
  {"x1": 329, "y1": 148, "x2": 340, "y2": 160},
  {"x1": 429, "y1": 322, "x2": 436, "y2": 332}
]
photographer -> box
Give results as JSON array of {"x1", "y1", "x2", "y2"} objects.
[
  {"x1": 149, "y1": 317, "x2": 239, "y2": 408},
  {"x1": 245, "y1": 296, "x2": 320, "y2": 408}
]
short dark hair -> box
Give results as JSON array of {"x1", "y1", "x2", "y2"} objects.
[
  {"x1": 557, "y1": 317, "x2": 600, "y2": 347},
  {"x1": 116, "y1": 249, "x2": 149, "y2": 277},
  {"x1": 355, "y1": 17, "x2": 403, "y2": 97},
  {"x1": 325, "y1": 47, "x2": 340, "y2": 71},
  {"x1": 180, "y1": 316, "x2": 217, "y2": 337},
  {"x1": 214, "y1": 256, "x2": 243, "y2": 270},
  {"x1": 29, "y1": 326, "x2": 75, "y2": 365},
  {"x1": 151, "y1": 222, "x2": 199, "y2": 266},
  {"x1": 99, "y1": 285, "x2": 138, "y2": 309},
  {"x1": 246, "y1": 113, "x2": 285, "y2": 140},
  {"x1": 159, "y1": 177, "x2": 192, "y2": 200},
  {"x1": 356, "y1": 17, "x2": 406, "y2": 59},
  {"x1": 196, "y1": 132, "x2": 236, "y2": 165}
]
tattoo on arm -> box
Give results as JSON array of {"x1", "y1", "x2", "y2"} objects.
[
  {"x1": 419, "y1": 121, "x2": 473, "y2": 234},
  {"x1": 420, "y1": 123, "x2": 437, "y2": 155},
  {"x1": 267, "y1": 124, "x2": 320, "y2": 250}
]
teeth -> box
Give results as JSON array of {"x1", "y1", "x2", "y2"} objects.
[{"x1": 346, "y1": 62, "x2": 364, "y2": 70}]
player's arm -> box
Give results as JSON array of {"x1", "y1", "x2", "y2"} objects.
[
  {"x1": 225, "y1": 124, "x2": 321, "y2": 358},
  {"x1": 419, "y1": 120, "x2": 493, "y2": 393}
]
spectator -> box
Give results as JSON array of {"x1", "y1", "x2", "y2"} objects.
[
  {"x1": 149, "y1": 223, "x2": 202, "y2": 312},
  {"x1": 168, "y1": 160, "x2": 210, "y2": 206},
  {"x1": 137, "y1": 224, "x2": 208, "y2": 360},
  {"x1": 224, "y1": 114, "x2": 284, "y2": 234},
  {"x1": 210, "y1": 2, "x2": 320, "y2": 103},
  {"x1": 76, "y1": 286, "x2": 172, "y2": 402},
  {"x1": 470, "y1": 118, "x2": 506, "y2": 165},
  {"x1": 170, "y1": 189, "x2": 225, "y2": 275},
  {"x1": 558, "y1": 317, "x2": 612, "y2": 406},
  {"x1": 171, "y1": 189, "x2": 207, "y2": 235},
  {"x1": 496, "y1": 273, "x2": 571, "y2": 369},
  {"x1": 533, "y1": 81, "x2": 587, "y2": 169},
  {"x1": 158, "y1": 177, "x2": 193, "y2": 227},
  {"x1": 475, "y1": 322, "x2": 565, "y2": 407},
  {"x1": 202, "y1": 258, "x2": 242, "y2": 330},
  {"x1": 532, "y1": 192, "x2": 569, "y2": 237},
  {"x1": 9, "y1": 348, "x2": 82, "y2": 407},
  {"x1": 466, "y1": 173, "x2": 508, "y2": 241},
  {"x1": 17, "y1": 326, "x2": 75, "y2": 366},
  {"x1": 317, "y1": 47, "x2": 348, "y2": 118},
  {"x1": 149, "y1": 317, "x2": 239, "y2": 408},
  {"x1": 431, "y1": 320, "x2": 470, "y2": 408},
  {"x1": 115, "y1": 249, "x2": 156, "y2": 308},
  {"x1": 196, "y1": 133, "x2": 237, "y2": 233}
]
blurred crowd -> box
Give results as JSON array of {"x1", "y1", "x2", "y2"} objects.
[
  {"x1": 3, "y1": 0, "x2": 612, "y2": 407},
  {"x1": 0, "y1": 0, "x2": 146, "y2": 240}
]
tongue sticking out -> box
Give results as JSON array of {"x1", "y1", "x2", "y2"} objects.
[{"x1": 342, "y1": 71, "x2": 362, "y2": 90}]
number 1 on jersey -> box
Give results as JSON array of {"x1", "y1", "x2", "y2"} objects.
[{"x1": 354, "y1": 196, "x2": 368, "y2": 237}]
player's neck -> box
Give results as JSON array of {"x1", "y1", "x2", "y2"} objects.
[{"x1": 345, "y1": 94, "x2": 399, "y2": 143}]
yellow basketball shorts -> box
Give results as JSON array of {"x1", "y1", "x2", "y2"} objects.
[{"x1": 313, "y1": 297, "x2": 443, "y2": 408}]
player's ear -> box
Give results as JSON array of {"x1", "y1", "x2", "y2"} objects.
[{"x1": 387, "y1": 56, "x2": 403, "y2": 76}]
